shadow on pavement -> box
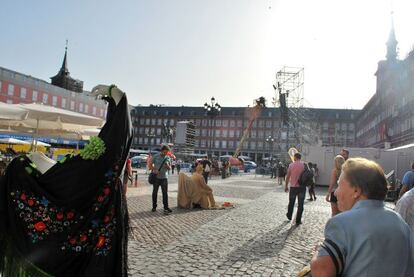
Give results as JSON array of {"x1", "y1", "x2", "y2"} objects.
[{"x1": 221, "y1": 222, "x2": 298, "y2": 264}]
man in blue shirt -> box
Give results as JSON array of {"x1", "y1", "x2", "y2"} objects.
[
  {"x1": 149, "y1": 145, "x2": 172, "y2": 214},
  {"x1": 399, "y1": 162, "x2": 414, "y2": 199}
]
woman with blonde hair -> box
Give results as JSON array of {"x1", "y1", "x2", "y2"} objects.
[{"x1": 326, "y1": 155, "x2": 345, "y2": 216}]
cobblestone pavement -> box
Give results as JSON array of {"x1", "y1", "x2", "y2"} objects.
[{"x1": 127, "y1": 174, "x2": 332, "y2": 276}]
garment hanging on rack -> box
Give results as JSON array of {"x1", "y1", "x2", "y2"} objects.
[{"x1": 0, "y1": 95, "x2": 133, "y2": 277}]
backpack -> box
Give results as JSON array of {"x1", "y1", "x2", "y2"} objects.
[{"x1": 298, "y1": 163, "x2": 314, "y2": 187}]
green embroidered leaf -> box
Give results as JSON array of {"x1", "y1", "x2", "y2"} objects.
[
  {"x1": 25, "y1": 167, "x2": 33, "y2": 174},
  {"x1": 80, "y1": 136, "x2": 106, "y2": 160}
]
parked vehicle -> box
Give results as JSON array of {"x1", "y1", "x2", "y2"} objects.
[
  {"x1": 131, "y1": 155, "x2": 147, "y2": 168},
  {"x1": 178, "y1": 162, "x2": 192, "y2": 172},
  {"x1": 244, "y1": 161, "x2": 257, "y2": 172}
]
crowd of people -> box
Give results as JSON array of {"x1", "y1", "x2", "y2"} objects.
[{"x1": 283, "y1": 148, "x2": 414, "y2": 277}]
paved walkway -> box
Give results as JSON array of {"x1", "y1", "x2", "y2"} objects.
[{"x1": 127, "y1": 174, "x2": 331, "y2": 276}]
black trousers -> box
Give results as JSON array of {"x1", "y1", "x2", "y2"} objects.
[
  {"x1": 202, "y1": 172, "x2": 209, "y2": 184},
  {"x1": 152, "y1": 178, "x2": 169, "y2": 209},
  {"x1": 287, "y1": 186, "x2": 306, "y2": 223}
]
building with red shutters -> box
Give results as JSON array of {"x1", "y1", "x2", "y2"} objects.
[{"x1": 0, "y1": 47, "x2": 107, "y2": 119}]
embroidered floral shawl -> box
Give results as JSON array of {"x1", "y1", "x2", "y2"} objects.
[{"x1": 0, "y1": 95, "x2": 132, "y2": 277}]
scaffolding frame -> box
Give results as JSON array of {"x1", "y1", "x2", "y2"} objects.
[
  {"x1": 274, "y1": 66, "x2": 304, "y2": 109},
  {"x1": 273, "y1": 67, "x2": 320, "y2": 157}
]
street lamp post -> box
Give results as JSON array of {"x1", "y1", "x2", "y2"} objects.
[
  {"x1": 265, "y1": 136, "x2": 275, "y2": 163},
  {"x1": 146, "y1": 130, "x2": 156, "y2": 155},
  {"x1": 204, "y1": 97, "x2": 221, "y2": 158}
]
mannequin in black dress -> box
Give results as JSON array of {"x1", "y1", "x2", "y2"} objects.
[{"x1": 0, "y1": 84, "x2": 132, "y2": 277}]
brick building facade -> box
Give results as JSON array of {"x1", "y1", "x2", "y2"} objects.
[
  {"x1": 0, "y1": 48, "x2": 107, "y2": 118},
  {"x1": 356, "y1": 23, "x2": 414, "y2": 148},
  {"x1": 131, "y1": 105, "x2": 358, "y2": 161}
]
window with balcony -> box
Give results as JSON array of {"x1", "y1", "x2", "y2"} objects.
[
  {"x1": 42, "y1": 93, "x2": 48, "y2": 104},
  {"x1": 20, "y1": 87, "x2": 27, "y2": 99},
  {"x1": 32, "y1": 90, "x2": 38, "y2": 102},
  {"x1": 52, "y1": 96, "x2": 58, "y2": 106},
  {"x1": 7, "y1": 84, "x2": 14, "y2": 96},
  {"x1": 266, "y1": 120, "x2": 272, "y2": 128}
]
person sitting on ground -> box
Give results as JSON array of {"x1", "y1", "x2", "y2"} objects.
[
  {"x1": 177, "y1": 164, "x2": 217, "y2": 209},
  {"x1": 326, "y1": 155, "x2": 345, "y2": 217},
  {"x1": 311, "y1": 158, "x2": 414, "y2": 277}
]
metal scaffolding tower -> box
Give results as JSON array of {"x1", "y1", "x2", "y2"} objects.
[
  {"x1": 274, "y1": 66, "x2": 304, "y2": 108},
  {"x1": 273, "y1": 66, "x2": 319, "y2": 157}
]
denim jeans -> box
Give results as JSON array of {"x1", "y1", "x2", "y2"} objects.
[{"x1": 287, "y1": 186, "x2": 306, "y2": 223}]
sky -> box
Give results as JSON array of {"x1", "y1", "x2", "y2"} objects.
[{"x1": 0, "y1": 0, "x2": 413, "y2": 109}]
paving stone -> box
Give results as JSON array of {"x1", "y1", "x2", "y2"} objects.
[{"x1": 127, "y1": 175, "x2": 333, "y2": 276}]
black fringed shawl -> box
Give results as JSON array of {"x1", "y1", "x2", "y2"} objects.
[{"x1": 0, "y1": 95, "x2": 132, "y2": 277}]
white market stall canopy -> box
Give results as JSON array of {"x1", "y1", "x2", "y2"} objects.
[
  {"x1": 0, "y1": 102, "x2": 105, "y2": 136},
  {"x1": 25, "y1": 139, "x2": 51, "y2": 147},
  {"x1": 0, "y1": 137, "x2": 30, "y2": 145}
]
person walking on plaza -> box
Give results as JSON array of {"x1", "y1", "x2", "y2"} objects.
[
  {"x1": 270, "y1": 163, "x2": 277, "y2": 179},
  {"x1": 171, "y1": 160, "x2": 176, "y2": 174},
  {"x1": 307, "y1": 162, "x2": 317, "y2": 201},
  {"x1": 277, "y1": 162, "x2": 286, "y2": 186},
  {"x1": 202, "y1": 158, "x2": 211, "y2": 184},
  {"x1": 326, "y1": 155, "x2": 345, "y2": 217},
  {"x1": 311, "y1": 158, "x2": 414, "y2": 277},
  {"x1": 340, "y1": 148, "x2": 349, "y2": 161},
  {"x1": 398, "y1": 161, "x2": 414, "y2": 199},
  {"x1": 149, "y1": 145, "x2": 172, "y2": 214},
  {"x1": 176, "y1": 161, "x2": 181, "y2": 174},
  {"x1": 285, "y1": 153, "x2": 306, "y2": 225}
]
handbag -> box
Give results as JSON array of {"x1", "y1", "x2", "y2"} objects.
[{"x1": 148, "y1": 157, "x2": 167, "y2": 185}]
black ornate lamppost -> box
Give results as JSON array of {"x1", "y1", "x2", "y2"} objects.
[
  {"x1": 204, "y1": 97, "x2": 221, "y2": 158},
  {"x1": 146, "y1": 130, "x2": 156, "y2": 154},
  {"x1": 265, "y1": 135, "x2": 275, "y2": 162}
]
